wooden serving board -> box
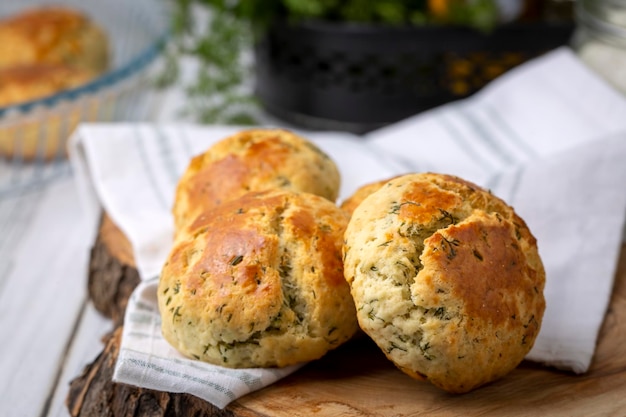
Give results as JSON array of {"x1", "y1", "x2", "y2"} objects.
[{"x1": 68, "y1": 216, "x2": 626, "y2": 416}]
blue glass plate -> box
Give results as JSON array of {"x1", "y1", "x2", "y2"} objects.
[{"x1": 0, "y1": 0, "x2": 171, "y2": 195}]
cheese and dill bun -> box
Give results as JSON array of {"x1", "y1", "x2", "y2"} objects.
[
  {"x1": 159, "y1": 189, "x2": 358, "y2": 368},
  {"x1": 0, "y1": 64, "x2": 100, "y2": 159},
  {"x1": 343, "y1": 172, "x2": 545, "y2": 393},
  {"x1": 0, "y1": 64, "x2": 96, "y2": 107},
  {"x1": 0, "y1": 6, "x2": 110, "y2": 160},
  {"x1": 172, "y1": 128, "x2": 341, "y2": 235},
  {"x1": 0, "y1": 6, "x2": 109, "y2": 73}
]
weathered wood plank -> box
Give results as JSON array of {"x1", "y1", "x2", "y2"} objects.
[
  {"x1": 87, "y1": 215, "x2": 140, "y2": 326},
  {"x1": 0, "y1": 179, "x2": 95, "y2": 417},
  {"x1": 46, "y1": 303, "x2": 112, "y2": 417},
  {"x1": 67, "y1": 327, "x2": 229, "y2": 417}
]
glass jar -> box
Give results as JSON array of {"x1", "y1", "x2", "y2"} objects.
[{"x1": 572, "y1": 0, "x2": 626, "y2": 95}]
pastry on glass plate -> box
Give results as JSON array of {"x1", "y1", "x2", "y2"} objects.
[
  {"x1": 0, "y1": 6, "x2": 109, "y2": 160},
  {"x1": 0, "y1": 6, "x2": 109, "y2": 73}
]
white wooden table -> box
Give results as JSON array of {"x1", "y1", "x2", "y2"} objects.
[
  {"x1": 0, "y1": 174, "x2": 113, "y2": 417},
  {"x1": 0, "y1": 76, "x2": 187, "y2": 415}
]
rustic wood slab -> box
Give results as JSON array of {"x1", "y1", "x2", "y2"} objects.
[
  {"x1": 68, "y1": 215, "x2": 626, "y2": 416},
  {"x1": 87, "y1": 215, "x2": 140, "y2": 326}
]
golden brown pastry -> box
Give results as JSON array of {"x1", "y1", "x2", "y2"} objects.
[
  {"x1": 0, "y1": 64, "x2": 96, "y2": 107},
  {"x1": 172, "y1": 128, "x2": 341, "y2": 235},
  {"x1": 0, "y1": 6, "x2": 110, "y2": 160},
  {"x1": 159, "y1": 189, "x2": 358, "y2": 368},
  {"x1": 343, "y1": 172, "x2": 545, "y2": 393},
  {"x1": 0, "y1": 63, "x2": 100, "y2": 160},
  {"x1": 0, "y1": 6, "x2": 109, "y2": 73}
]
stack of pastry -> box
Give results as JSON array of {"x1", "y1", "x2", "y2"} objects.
[
  {"x1": 158, "y1": 128, "x2": 546, "y2": 393},
  {"x1": 159, "y1": 129, "x2": 360, "y2": 368},
  {"x1": 0, "y1": 6, "x2": 109, "y2": 159}
]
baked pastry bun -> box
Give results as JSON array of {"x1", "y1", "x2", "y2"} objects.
[
  {"x1": 0, "y1": 64, "x2": 96, "y2": 107},
  {"x1": 0, "y1": 6, "x2": 109, "y2": 74},
  {"x1": 343, "y1": 172, "x2": 545, "y2": 393},
  {"x1": 159, "y1": 189, "x2": 358, "y2": 368},
  {"x1": 0, "y1": 6, "x2": 109, "y2": 160},
  {"x1": 172, "y1": 128, "x2": 341, "y2": 234},
  {"x1": 0, "y1": 64, "x2": 99, "y2": 160}
]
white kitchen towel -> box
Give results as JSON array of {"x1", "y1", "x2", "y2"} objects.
[
  {"x1": 69, "y1": 47, "x2": 626, "y2": 409},
  {"x1": 70, "y1": 125, "x2": 404, "y2": 409}
]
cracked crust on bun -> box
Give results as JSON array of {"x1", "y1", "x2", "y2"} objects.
[
  {"x1": 160, "y1": 189, "x2": 358, "y2": 368},
  {"x1": 343, "y1": 172, "x2": 545, "y2": 393}
]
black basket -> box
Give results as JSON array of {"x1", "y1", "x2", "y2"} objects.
[{"x1": 254, "y1": 20, "x2": 575, "y2": 133}]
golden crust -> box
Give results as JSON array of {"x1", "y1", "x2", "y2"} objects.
[
  {"x1": 0, "y1": 64, "x2": 99, "y2": 160},
  {"x1": 159, "y1": 189, "x2": 358, "y2": 368},
  {"x1": 0, "y1": 6, "x2": 110, "y2": 160},
  {"x1": 343, "y1": 172, "x2": 545, "y2": 393},
  {"x1": 0, "y1": 64, "x2": 95, "y2": 107},
  {"x1": 0, "y1": 7, "x2": 109, "y2": 73},
  {"x1": 172, "y1": 129, "x2": 341, "y2": 234}
]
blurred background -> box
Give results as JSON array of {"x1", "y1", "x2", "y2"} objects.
[{"x1": 3, "y1": 0, "x2": 625, "y2": 195}]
